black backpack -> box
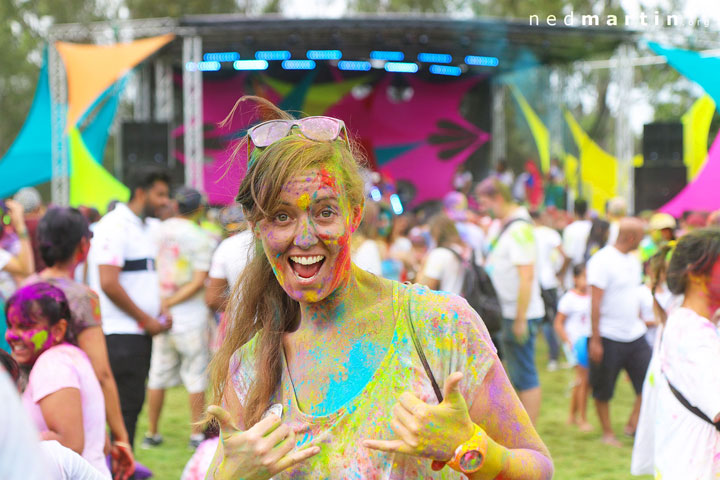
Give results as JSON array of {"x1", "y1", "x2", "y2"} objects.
[{"x1": 448, "y1": 248, "x2": 503, "y2": 334}]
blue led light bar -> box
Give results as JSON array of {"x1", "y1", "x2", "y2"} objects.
[
  {"x1": 370, "y1": 187, "x2": 382, "y2": 202},
  {"x1": 203, "y1": 52, "x2": 240, "y2": 62},
  {"x1": 184, "y1": 62, "x2": 197, "y2": 72},
  {"x1": 255, "y1": 50, "x2": 291, "y2": 61},
  {"x1": 429, "y1": 65, "x2": 461, "y2": 76},
  {"x1": 307, "y1": 49, "x2": 342, "y2": 60},
  {"x1": 338, "y1": 60, "x2": 371, "y2": 71},
  {"x1": 384, "y1": 62, "x2": 419, "y2": 73},
  {"x1": 370, "y1": 50, "x2": 405, "y2": 61},
  {"x1": 418, "y1": 53, "x2": 452, "y2": 63},
  {"x1": 390, "y1": 194, "x2": 404, "y2": 215},
  {"x1": 196, "y1": 61, "x2": 221, "y2": 72},
  {"x1": 233, "y1": 60, "x2": 269, "y2": 71},
  {"x1": 282, "y1": 60, "x2": 316, "y2": 70},
  {"x1": 465, "y1": 55, "x2": 500, "y2": 67}
]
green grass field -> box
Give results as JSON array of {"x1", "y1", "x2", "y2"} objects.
[{"x1": 134, "y1": 338, "x2": 651, "y2": 479}]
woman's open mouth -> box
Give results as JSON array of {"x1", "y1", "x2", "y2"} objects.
[{"x1": 289, "y1": 255, "x2": 326, "y2": 281}]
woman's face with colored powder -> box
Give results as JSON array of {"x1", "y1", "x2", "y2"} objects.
[
  {"x1": 5, "y1": 303, "x2": 60, "y2": 366},
  {"x1": 255, "y1": 167, "x2": 359, "y2": 304}
]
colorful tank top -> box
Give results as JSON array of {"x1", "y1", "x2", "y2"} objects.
[{"x1": 229, "y1": 282, "x2": 497, "y2": 479}]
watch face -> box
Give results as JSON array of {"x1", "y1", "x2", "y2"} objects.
[{"x1": 460, "y1": 450, "x2": 484, "y2": 473}]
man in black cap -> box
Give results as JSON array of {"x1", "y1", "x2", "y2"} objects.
[{"x1": 143, "y1": 187, "x2": 217, "y2": 450}]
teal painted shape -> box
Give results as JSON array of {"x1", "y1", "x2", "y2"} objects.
[
  {"x1": 374, "y1": 142, "x2": 421, "y2": 166},
  {"x1": 79, "y1": 76, "x2": 127, "y2": 162},
  {"x1": 0, "y1": 48, "x2": 57, "y2": 197},
  {"x1": 280, "y1": 70, "x2": 318, "y2": 116},
  {"x1": 649, "y1": 42, "x2": 720, "y2": 106}
]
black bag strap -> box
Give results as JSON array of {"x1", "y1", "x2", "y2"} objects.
[
  {"x1": 404, "y1": 283, "x2": 444, "y2": 403},
  {"x1": 666, "y1": 379, "x2": 720, "y2": 432}
]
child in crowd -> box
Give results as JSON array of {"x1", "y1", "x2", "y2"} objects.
[
  {"x1": 5, "y1": 282, "x2": 110, "y2": 478},
  {"x1": 554, "y1": 264, "x2": 593, "y2": 431}
]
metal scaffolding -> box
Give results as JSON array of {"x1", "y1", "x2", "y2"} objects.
[
  {"x1": 182, "y1": 35, "x2": 204, "y2": 192},
  {"x1": 613, "y1": 43, "x2": 635, "y2": 212},
  {"x1": 48, "y1": 40, "x2": 69, "y2": 207}
]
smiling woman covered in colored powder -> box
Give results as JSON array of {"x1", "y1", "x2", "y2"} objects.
[{"x1": 205, "y1": 96, "x2": 553, "y2": 479}]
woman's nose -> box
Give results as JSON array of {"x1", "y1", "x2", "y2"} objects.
[{"x1": 294, "y1": 216, "x2": 318, "y2": 249}]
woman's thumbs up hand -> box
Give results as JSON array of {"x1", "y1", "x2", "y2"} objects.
[{"x1": 362, "y1": 372, "x2": 475, "y2": 462}]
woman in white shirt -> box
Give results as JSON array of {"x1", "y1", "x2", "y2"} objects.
[
  {"x1": 653, "y1": 228, "x2": 720, "y2": 479},
  {"x1": 416, "y1": 214, "x2": 467, "y2": 295}
]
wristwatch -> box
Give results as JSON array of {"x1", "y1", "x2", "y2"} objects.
[{"x1": 441, "y1": 423, "x2": 488, "y2": 475}]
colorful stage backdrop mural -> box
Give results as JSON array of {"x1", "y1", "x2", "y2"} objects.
[{"x1": 173, "y1": 72, "x2": 492, "y2": 206}]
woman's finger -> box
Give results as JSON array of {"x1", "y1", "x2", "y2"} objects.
[
  {"x1": 272, "y1": 444, "x2": 321, "y2": 474},
  {"x1": 257, "y1": 422, "x2": 292, "y2": 453},
  {"x1": 261, "y1": 429, "x2": 297, "y2": 467},
  {"x1": 393, "y1": 403, "x2": 421, "y2": 434},
  {"x1": 207, "y1": 405, "x2": 238, "y2": 433},
  {"x1": 362, "y1": 438, "x2": 412, "y2": 454},
  {"x1": 390, "y1": 417, "x2": 419, "y2": 449},
  {"x1": 248, "y1": 412, "x2": 283, "y2": 438},
  {"x1": 398, "y1": 392, "x2": 428, "y2": 417}
]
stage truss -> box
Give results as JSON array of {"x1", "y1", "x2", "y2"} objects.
[{"x1": 46, "y1": 15, "x2": 645, "y2": 208}]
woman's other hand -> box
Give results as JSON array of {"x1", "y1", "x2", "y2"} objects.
[
  {"x1": 362, "y1": 372, "x2": 474, "y2": 462},
  {"x1": 206, "y1": 405, "x2": 320, "y2": 480}
]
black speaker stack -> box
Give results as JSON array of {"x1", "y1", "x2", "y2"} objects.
[{"x1": 635, "y1": 122, "x2": 686, "y2": 213}]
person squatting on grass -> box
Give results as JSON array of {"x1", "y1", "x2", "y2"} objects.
[{"x1": 204, "y1": 97, "x2": 553, "y2": 479}]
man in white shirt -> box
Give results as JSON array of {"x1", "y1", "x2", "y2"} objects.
[
  {"x1": 88, "y1": 166, "x2": 172, "y2": 448},
  {"x1": 587, "y1": 217, "x2": 651, "y2": 446},
  {"x1": 145, "y1": 187, "x2": 217, "y2": 450},
  {"x1": 476, "y1": 177, "x2": 545, "y2": 424}
]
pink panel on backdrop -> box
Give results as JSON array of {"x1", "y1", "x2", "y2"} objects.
[
  {"x1": 660, "y1": 131, "x2": 720, "y2": 216},
  {"x1": 176, "y1": 73, "x2": 490, "y2": 206}
]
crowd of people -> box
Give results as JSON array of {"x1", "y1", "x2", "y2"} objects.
[{"x1": 0, "y1": 99, "x2": 719, "y2": 479}]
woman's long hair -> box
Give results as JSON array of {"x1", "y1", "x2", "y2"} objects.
[{"x1": 208, "y1": 96, "x2": 366, "y2": 428}]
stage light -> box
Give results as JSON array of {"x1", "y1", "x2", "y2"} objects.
[
  {"x1": 255, "y1": 50, "x2": 291, "y2": 61},
  {"x1": 390, "y1": 194, "x2": 404, "y2": 215},
  {"x1": 429, "y1": 65, "x2": 461, "y2": 76},
  {"x1": 465, "y1": 55, "x2": 500, "y2": 67},
  {"x1": 370, "y1": 51, "x2": 405, "y2": 61},
  {"x1": 370, "y1": 187, "x2": 382, "y2": 202},
  {"x1": 188, "y1": 61, "x2": 220, "y2": 72},
  {"x1": 338, "y1": 60, "x2": 371, "y2": 71},
  {"x1": 282, "y1": 60, "x2": 316, "y2": 70},
  {"x1": 203, "y1": 52, "x2": 240, "y2": 62},
  {"x1": 233, "y1": 60, "x2": 269, "y2": 71},
  {"x1": 418, "y1": 53, "x2": 452, "y2": 63},
  {"x1": 384, "y1": 62, "x2": 419, "y2": 73},
  {"x1": 307, "y1": 49, "x2": 342, "y2": 60}
]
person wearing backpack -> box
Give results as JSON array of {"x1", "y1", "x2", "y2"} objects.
[
  {"x1": 475, "y1": 178, "x2": 545, "y2": 425},
  {"x1": 416, "y1": 214, "x2": 468, "y2": 296}
]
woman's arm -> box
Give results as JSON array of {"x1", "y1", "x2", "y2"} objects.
[
  {"x1": 77, "y1": 326, "x2": 129, "y2": 444},
  {"x1": 467, "y1": 360, "x2": 553, "y2": 479},
  {"x1": 2, "y1": 200, "x2": 34, "y2": 275},
  {"x1": 38, "y1": 387, "x2": 84, "y2": 454}
]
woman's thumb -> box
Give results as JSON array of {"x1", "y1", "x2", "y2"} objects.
[
  {"x1": 442, "y1": 371, "x2": 464, "y2": 403},
  {"x1": 207, "y1": 405, "x2": 238, "y2": 433}
]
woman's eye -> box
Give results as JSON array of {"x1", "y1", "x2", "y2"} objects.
[
  {"x1": 320, "y1": 209, "x2": 334, "y2": 218},
  {"x1": 275, "y1": 213, "x2": 290, "y2": 223}
]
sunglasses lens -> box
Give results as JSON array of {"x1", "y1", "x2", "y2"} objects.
[
  {"x1": 299, "y1": 117, "x2": 342, "y2": 142},
  {"x1": 250, "y1": 121, "x2": 292, "y2": 147}
]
